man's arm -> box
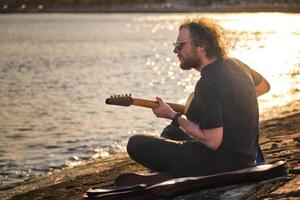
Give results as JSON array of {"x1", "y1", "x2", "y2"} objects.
[
  {"x1": 153, "y1": 97, "x2": 223, "y2": 151},
  {"x1": 177, "y1": 115, "x2": 223, "y2": 150}
]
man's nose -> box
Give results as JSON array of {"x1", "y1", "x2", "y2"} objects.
[{"x1": 173, "y1": 47, "x2": 179, "y2": 54}]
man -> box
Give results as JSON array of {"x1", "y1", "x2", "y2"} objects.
[{"x1": 127, "y1": 18, "x2": 270, "y2": 177}]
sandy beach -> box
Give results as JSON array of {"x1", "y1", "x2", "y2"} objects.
[{"x1": 1, "y1": 99, "x2": 299, "y2": 200}]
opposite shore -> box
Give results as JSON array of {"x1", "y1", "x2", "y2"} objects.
[
  {"x1": 1, "y1": 99, "x2": 299, "y2": 200},
  {"x1": 1, "y1": 2, "x2": 300, "y2": 13}
]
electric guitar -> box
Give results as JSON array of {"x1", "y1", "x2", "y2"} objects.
[{"x1": 105, "y1": 93, "x2": 194, "y2": 114}]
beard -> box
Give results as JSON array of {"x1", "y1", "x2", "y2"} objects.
[
  {"x1": 179, "y1": 50, "x2": 201, "y2": 70},
  {"x1": 180, "y1": 57, "x2": 200, "y2": 70}
]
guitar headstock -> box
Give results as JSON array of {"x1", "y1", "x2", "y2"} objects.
[{"x1": 105, "y1": 94, "x2": 133, "y2": 107}]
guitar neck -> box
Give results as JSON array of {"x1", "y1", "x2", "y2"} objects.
[{"x1": 132, "y1": 98, "x2": 185, "y2": 114}]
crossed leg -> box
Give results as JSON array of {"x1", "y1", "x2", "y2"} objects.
[{"x1": 127, "y1": 134, "x2": 212, "y2": 177}]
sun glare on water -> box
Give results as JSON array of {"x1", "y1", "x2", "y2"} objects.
[{"x1": 215, "y1": 13, "x2": 300, "y2": 111}]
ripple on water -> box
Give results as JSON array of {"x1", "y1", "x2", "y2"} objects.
[
  {"x1": 17, "y1": 128, "x2": 34, "y2": 132},
  {"x1": 65, "y1": 139, "x2": 80, "y2": 144},
  {"x1": 0, "y1": 159, "x2": 17, "y2": 168},
  {"x1": 5, "y1": 133, "x2": 27, "y2": 139},
  {"x1": 44, "y1": 126, "x2": 57, "y2": 132},
  {"x1": 26, "y1": 143, "x2": 45, "y2": 148},
  {"x1": 45, "y1": 145, "x2": 61, "y2": 149}
]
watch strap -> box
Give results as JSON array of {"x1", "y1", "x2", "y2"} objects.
[{"x1": 171, "y1": 112, "x2": 182, "y2": 127}]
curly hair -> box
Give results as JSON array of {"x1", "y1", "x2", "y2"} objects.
[{"x1": 179, "y1": 17, "x2": 227, "y2": 59}]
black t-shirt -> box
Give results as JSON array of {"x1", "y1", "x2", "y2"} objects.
[{"x1": 186, "y1": 57, "x2": 260, "y2": 171}]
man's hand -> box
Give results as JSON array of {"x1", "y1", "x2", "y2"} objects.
[{"x1": 152, "y1": 97, "x2": 177, "y2": 120}]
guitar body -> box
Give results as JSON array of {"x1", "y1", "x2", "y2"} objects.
[{"x1": 183, "y1": 92, "x2": 194, "y2": 114}]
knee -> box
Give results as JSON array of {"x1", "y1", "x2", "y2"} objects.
[{"x1": 126, "y1": 134, "x2": 147, "y2": 160}]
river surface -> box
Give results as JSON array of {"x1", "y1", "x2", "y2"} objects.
[{"x1": 0, "y1": 13, "x2": 299, "y2": 186}]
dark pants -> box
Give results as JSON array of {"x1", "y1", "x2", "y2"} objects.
[{"x1": 127, "y1": 125, "x2": 215, "y2": 177}]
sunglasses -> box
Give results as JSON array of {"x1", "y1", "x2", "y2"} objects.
[{"x1": 173, "y1": 39, "x2": 194, "y2": 50}]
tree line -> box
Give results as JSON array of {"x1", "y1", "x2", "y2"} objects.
[{"x1": 2, "y1": 0, "x2": 300, "y2": 6}]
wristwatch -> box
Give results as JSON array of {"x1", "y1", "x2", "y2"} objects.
[{"x1": 171, "y1": 112, "x2": 182, "y2": 127}]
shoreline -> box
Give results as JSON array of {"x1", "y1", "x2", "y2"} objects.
[
  {"x1": 1, "y1": 100, "x2": 299, "y2": 200},
  {"x1": 1, "y1": 4, "x2": 300, "y2": 14}
]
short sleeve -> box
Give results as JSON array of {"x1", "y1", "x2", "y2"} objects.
[{"x1": 195, "y1": 81, "x2": 223, "y2": 129}]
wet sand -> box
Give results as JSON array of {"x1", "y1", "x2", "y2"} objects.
[{"x1": 1, "y1": 100, "x2": 299, "y2": 200}]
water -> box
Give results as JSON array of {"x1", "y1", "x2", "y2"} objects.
[{"x1": 0, "y1": 13, "x2": 299, "y2": 186}]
